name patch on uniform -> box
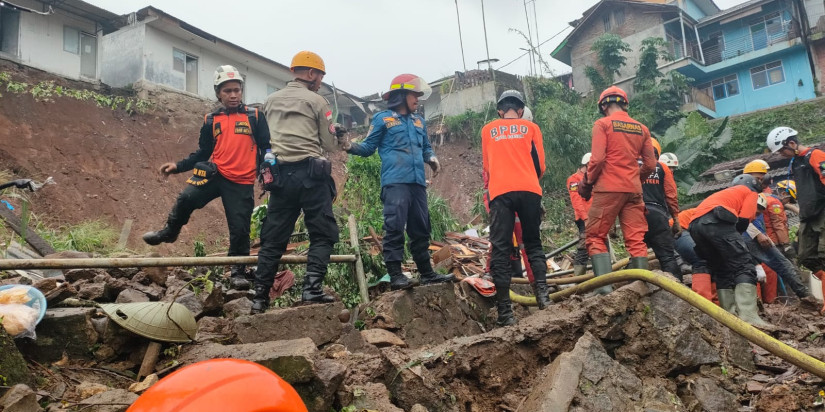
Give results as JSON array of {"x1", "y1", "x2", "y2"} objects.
[
  {"x1": 383, "y1": 117, "x2": 401, "y2": 128},
  {"x1": 234, "y1": 121, "x2": 252, "y2": 135},
  {"x1": 413, "y1": 118, "x2": 423, "y2": 128},
  {"x1": 612, "y1": 120, "x2": 643, "y2": 135},
  {"x1": 213, "y1": 123, "x2": 222, "y2": 138}
]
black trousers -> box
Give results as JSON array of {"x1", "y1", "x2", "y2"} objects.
[
  {"x1": 381, "y1": 184, "x2": 431, "y2": 264},
  {"x1": 574, "y1": 219, "x2": 588, "y2": 266},
  {"x1": 489, "y1": 191, "x2": 546, "y2": 293},
  {"x1": 254, "y1": 162, "x2": 339, "y2": 288},
  {"x1": 643, "y1": 205, "x2": 681, "y2": 279},
  {"x1": 166, "y1": 173, "x2": 253, "y2": 256},
  {"x1": 690, "y1": 211, "x2": 756, "y2": 289}
]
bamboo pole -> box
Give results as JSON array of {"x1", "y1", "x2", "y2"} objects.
[
  {"x1": 0, "y1": 254, "x2": 356, "y2": 270},
  {"x1": 348, "y1": 214, "x2": 370, "y2": 304}
]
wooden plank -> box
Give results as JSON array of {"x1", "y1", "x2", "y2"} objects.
[
  {"x1": 117, "y1": 219, "x2": 133, "y2": 250},
  {"x1": 0, "y1": 207, "x2": 55, "y2": 256},
  {"x1": 432, "y1": 245, "x2": 452, "y2": 265},
  {"x1": 138, "y1": 341, "x2": 163, "y2": 381},
  {"x1": 348, "y1": 215, "x2": 369, "y2": 304}
]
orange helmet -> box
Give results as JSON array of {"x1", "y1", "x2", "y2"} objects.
[
  {"x1": 382, "y1": 74, "x2": 432, "y2": 101},
  {"x1": 598, "y1": 86, "x2": 628, "y2": 114},
  {"x1": 650, "y1": 138, "x2": 662, "y2": 157},
  {"x1": 290, "y1": 51, "x2": 326, "y2": 74},
  {"x1": 127, "y1": 359, "x2": 308, "y2": 412}
]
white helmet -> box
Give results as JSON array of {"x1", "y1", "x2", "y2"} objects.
[
  {"x1": 581, "y1": 153, "x2": 592, "y2": 165},
  {"x1": 659, "y1": 152, "x2": 679, "y2": 168},
  {"x1": 766, "y1": 127, "x2": 797, "y2": 153},
  {"x1": 522, "y1": 106, "x2": 533, "y2": 122},
  {"x1": 757, "y1": 193, "x2": 769, "y2": 209},
  {"x1": 214, "y1": 65, "x2": 243, "y2": 92}
]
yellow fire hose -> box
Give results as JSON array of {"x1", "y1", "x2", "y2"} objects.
[
  {"x1": 508, "y1": 269, "x2": 825, "y2": 380},
  {"x1": 511, "y1": 257, "x2": 630, "y2": 285}
]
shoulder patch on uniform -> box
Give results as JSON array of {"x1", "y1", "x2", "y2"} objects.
[
  {"x1": 325, "y1": 110, "x2": 333, "y2": 121},
  {"x1": 819, "y1": 161, "x2": 825, "y2": 177},
  {"x1": 213, "y1": 122, "x2": 222, "y2": 138},
  {"x1": 569, "y1": 182, "x2": 579, "y2": 191},
  {"x1": 383, "y1": 116, "x2": 401, "y2": 128},
  {"x1": 413, "y1": 118, "x2": 423, "y2": 128},
  {"x1": 611, "y1": 120, "x2": 643, "y2": 135},
  {"x1": 770, "y1": 204, "x2": 783, "y2": 214}
]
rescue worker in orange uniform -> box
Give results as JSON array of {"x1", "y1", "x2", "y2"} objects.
[
  {"x1": 481, "y1": 90, "x2": 549, "y2": 326},
  {"x1": 567, "y1": 153, "x2": 592, "y2": 276},
  {"x1": 642, "y1": 138, "x2": 682, "y2": 279},
  {"x1": 689, "y1": 174, "x2": 772, "y2": 328},
  {"x1": 578, "y1": 86, "x2": 656, "y2": 294},
  {"x1": 741, "y1": 161, "x2": 815, "y2": 305},
  {"x1": 143, "y1": 65, "x2": 270, "y2": 291},
  {"x1": 768, "y1": 126, "x2": 825, "y2": 314}
]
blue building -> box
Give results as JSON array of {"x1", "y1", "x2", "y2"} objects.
[{"x1": 552, "y1": 0, "x2": 819, "y2": 118}]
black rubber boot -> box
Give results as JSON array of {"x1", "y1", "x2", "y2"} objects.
[
  {"x1": 387, "y1": 261, "x2": 418, "y2": 290},
  {"x1": 510, "y1": 258, "x2": 524, "y2": 278},
  {"x1": 229, "y1": 265, "x2": 251, "y2": 290},
  {"x1": 628, "y1": 256, "x2": 649, "y2": 270},
  {"x1": 591, "y1": 253, "x2": 613, "y2": 295},
  {"x1": 416, "y1": 259, "x2": 455, "y2": 285},
  {"x1": 142, "y1": 224, "x2": 180, "y2": 246},
  {"x1": 301, "y1": 272, "x2": 335, "y2": 304},
  {"x1": 533, "y1": 280, "x2": 550, "y2": 310},
  {"x1": 250, "y1": 284, "x2": 269, "y2": 314},
  {"x1": 495, "y1": 291, "x2": 516, "y2": 326}
]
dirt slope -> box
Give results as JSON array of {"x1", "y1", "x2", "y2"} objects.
[{"x1": 0, "y1": 63, "x2": 482, "y2": 255}]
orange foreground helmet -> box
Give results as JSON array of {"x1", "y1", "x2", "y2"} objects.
[
  {"x1": 382, "y1": 73, "x2": 432, "y2": 101},
  {"x1": 127, "y1": 359, "x2": 308, "y2": 412}
]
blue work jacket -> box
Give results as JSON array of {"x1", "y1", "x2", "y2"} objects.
[{"x1": 349, "y1": 110, "x2": 435, "y2": 187}]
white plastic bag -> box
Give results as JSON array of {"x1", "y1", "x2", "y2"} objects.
[{"x1": 0, "y1": 303, "x2": 39, "y2": 339}]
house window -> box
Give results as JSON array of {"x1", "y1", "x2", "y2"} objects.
[
  {"x1": 699, "y1": 74, "x2": 739, "y2": 100},
  {"x1": 751, "y1": 60, "x2": 785, "y2": 89},
  {"x1": 0, "y1": 7, "x2": 20, "y2": 55},
  {"x1": 63, "y1": 26, "x2": 80, "y2": 54},
  {"x1": 751, "y1": 12, "x2": 784, "y2": 50},
  {"x1": 172, "y1": 49, "x2": 198, "y2": 94},
  {"x1": 603, "y1": 14, "x2": 611, "y2": 32},
  {"x1": 266, "y1": 84, "x2": 279, "y2": 95}
]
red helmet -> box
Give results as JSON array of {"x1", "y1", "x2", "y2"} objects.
[
  {"x1": 598, "y1": 86, "x2": 629, "y2": 114},
  {"x1": 382, "y1": 74, "x2": 432, "y2": 101},
  {"x1": 127, "y1": 359, "x2": 308, "y2": 412}
]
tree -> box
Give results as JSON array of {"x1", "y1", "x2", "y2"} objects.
[
  {"x1": 585, "y1": 33, "x2": 631, "y2": 94},
  {"x1": 630, "y1": 37, "x2": 692, "y2": 134}
]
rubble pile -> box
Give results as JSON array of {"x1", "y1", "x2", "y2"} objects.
[{"x1": 1, "y1": 263, "x2": 825, "y2": 411}]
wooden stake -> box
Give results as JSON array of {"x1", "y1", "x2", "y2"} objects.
[
  {"x1": 138, "y1": 341, "x2": 162, "y2": 381},
  {"x1": 348, "y1": 215, "x2": 369, "y2": 304},
  {"x1": 117, "y1": 219, "x2": 133, "y2": 250}
]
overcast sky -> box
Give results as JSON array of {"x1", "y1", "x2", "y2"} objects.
[{"x1": 86, "y1": 0, "x2": 749, "y2": 97}]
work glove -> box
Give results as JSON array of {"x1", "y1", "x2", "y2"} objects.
[
  {"x1": 575, "y1": 219, "x2": 585, "y2": 233},
  {"x1": 781, "y1": 244, "x2": 797, "y2": 260},
  {"x1": 671, "y1": 219, "x2": 682, "y2": 237},
  {"x1": 427, "y1": 156, "x2": 442, "y2": 177},
  {"x1": 11, "y1": 179, "x2": 35, "y2": 191},
  {"x1": 329, "y1": 123, "x2": 347, "y2": 138},
  {"x1": 755, "y1": 264, "x2": 767, "y2": 283},
  {"x1": 578, "y1": 181, "x2": 593, "y2": 201},
  {"x1": 755, "y1": 233, "x2": 773, "y2": 250}
]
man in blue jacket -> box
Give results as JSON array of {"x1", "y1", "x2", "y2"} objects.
[{"x1": 343, "y1": 74, "x2": 454, "y2": 290}]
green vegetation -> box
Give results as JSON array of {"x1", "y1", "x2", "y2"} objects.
[
  {"x1": 0, "y1": 72, "x2": 152, "y2": 114},
  {"x1": 37, "y1": 220, "x2": 118, "y2": 254}
]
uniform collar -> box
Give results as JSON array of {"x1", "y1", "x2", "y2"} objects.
[{"x1": 214, "y1": 104, "x2": 246, "y2": 115}]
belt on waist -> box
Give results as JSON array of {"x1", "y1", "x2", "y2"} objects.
[{"x1": 278, "y1": 158, "x2": 311, "y2": 169}]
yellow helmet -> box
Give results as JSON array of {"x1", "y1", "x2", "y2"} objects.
[
  {"x1": 743, "y1": 159, "x2": 769, "y2": 175},
  {"x1": 290, "y1": 51, "x2": 326, "y2": 74},
  {"x1": 775, "y1": 179, "x2": 797, "y2": 200}
]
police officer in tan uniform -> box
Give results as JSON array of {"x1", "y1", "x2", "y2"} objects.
[{"x1": 251, "y1": 51, "x2": 347, "y2": 313}]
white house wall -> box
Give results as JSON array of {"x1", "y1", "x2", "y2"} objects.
[
  {"x1": 142, "y1": 26, "x2": 291, "y2": 104},
  {"x1": 9, "y1": 0, "x2": 100, "y2": 80},
  {"x1": 100, "y1": 23, "x2": 144, "y2": 88}
]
